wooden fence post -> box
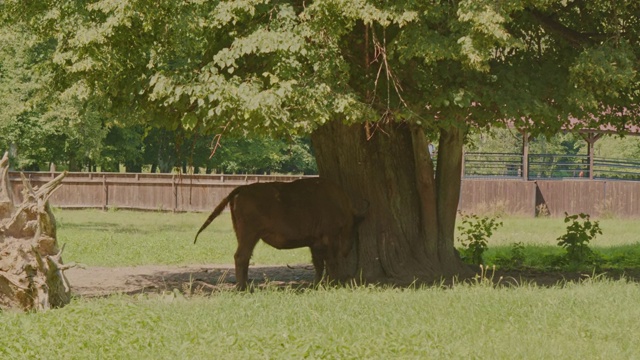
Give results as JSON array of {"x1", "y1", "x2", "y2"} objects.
[
  {"x1": 172, "y1": 174, "x2": 177, "y2": 212},
  {"x1": 522, "y1": 130, "x2": 529, "y2": 180},
  {"x1": 580, "y1": 133, "x2": 603, "y2": 180},
  {"x1": 102, "y1": 175, "x2": 107, "y2": 210}
]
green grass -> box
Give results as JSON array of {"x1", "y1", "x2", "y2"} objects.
[
  {"x1": 55, "y1": 209, "x2": 640, "y2": 270},
  {"x1": 485, "y1": 243, "x2": 640, "y2": 270},
  {"x1": 485, "y1": 217, "x2": 640, "y2": 247},
  {"x1": 3, "y1": 209, "x2": 640, "y2": 359},
  {"x1": 2, "y1": 280, "x2": 640, "y2": 359},
  {"x1": 55, "y1": 209, "x2": 310, "y2": 267},
  {"x1": 478, "y1": 217, "x2": 640, "y2": 271}
]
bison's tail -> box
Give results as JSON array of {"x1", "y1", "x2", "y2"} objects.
[{"x1": 193, "y1": 190, "x2": 236, "y2": 244}]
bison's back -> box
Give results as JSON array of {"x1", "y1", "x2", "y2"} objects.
[{"x1": 230, "y1": 178, "x2": 354, "y2": 241}]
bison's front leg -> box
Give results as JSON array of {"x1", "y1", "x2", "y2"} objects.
[{"x1": 310, "y1": 246, "x2": 327, "y2": 285}]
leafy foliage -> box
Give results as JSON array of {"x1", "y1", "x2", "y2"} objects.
[
  {"x1": 457, "y1": 213, "x2": 503, "y2": 265},
  {"x1": 468, "y1": 128, "x2": 587, "y2": 155},
  {"x1": 556, "y1": 212, "x2": 603, "y2": 268},
  {"x1": 0, "y1": 24, "x2": 109, "y2": 170},
  {"x1": 4, "y1": 0, "x2": 639, "y2": 140},
  {"x1": 207, "y1": 136, "x2": 316, "y2": 174},
  {"x1": 2, "y1": 1, "x2": 639, "y2": 169}
]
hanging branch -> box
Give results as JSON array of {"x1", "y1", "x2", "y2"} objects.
[
  {"x1": 209, "y1": 122, "x2": 231, "y2": 159},
  {"x1": 364, "y1": 26, "x2": 407, "y2": 140},
  {"x1": 370, "y1": 27, "x2": 408, "y2": 110}
]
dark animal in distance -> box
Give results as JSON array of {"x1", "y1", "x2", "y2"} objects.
[{"x1": 194, "y1": 178, "x2": 366, "y2": 290}]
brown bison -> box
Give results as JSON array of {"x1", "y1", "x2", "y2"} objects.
[{"x1": 194, "y1": 178, "x2": 366, "y2": 290}]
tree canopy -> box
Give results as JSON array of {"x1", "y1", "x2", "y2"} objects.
[
  {"x1": 4, "y1": 1, "x2": 638, "y2": 137},
  {"x1": 3, "y1": 0, "x2": 639, "y2": 283}
]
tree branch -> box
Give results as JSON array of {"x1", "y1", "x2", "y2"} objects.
[{"x1": 528, "y1": 9, "x2": 607, "y2": 48}]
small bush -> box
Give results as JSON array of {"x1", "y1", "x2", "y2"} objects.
[
  {"x1": 556, "y1": 213, "x2": 603, "y2": 269},
  {"x1": 457, "y1": 213, "x2": 503, "y2": 265}
]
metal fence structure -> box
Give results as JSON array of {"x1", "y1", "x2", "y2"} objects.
[
  {"x1": 593, "y1": 157, "x2": 640, "y2": 180},
  {"x1": 463, "y1": 152, "x2": 524, "y2": 179},
  {"x1": 464, "y1": 152, "x2": 640, "y2": 181},
  {"x1": 9, "y1": 171, "x2": 640, "y2": 218}
]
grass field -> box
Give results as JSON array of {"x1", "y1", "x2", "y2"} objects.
[
  {"x1": 2, "y1": 209, "x2": 640, "y2": 359},
  {"x1": 54, "y1": 209, "x2": 640, "y2": 268},
  {"x1": 2, "y1": 280, "x2": 640, "y2": 359},
  {"x1": 54, "y1": 208, "x2": 311, "y2": 267}
]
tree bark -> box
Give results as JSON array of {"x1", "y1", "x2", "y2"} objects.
[
  {"x1": 311, "y1": 121, "x2": 473, "y2": 285},
  {"x1": 0, "y1": 152, "x2": 71, "y2": 312}
]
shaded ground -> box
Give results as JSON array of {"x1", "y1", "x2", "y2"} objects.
[
  {"x1": 65, "y1": 265, "x2": 640, "y2": 297},
  {"x1": 66, "y1": 264, "x2": 317, "y2": 297}
]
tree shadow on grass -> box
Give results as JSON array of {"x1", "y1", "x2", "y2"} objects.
[
  {"x1": 67, "y1": 264, "x2": 640, "y2": 298},
  {"x1": 68, "y1": 265, "x2": 317, "y2": 298}
]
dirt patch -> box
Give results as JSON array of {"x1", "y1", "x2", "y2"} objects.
[
  {"x1": 65, "y1": 265, "x2": 640, "y2": 297},
  {"x1": 65, "y1": 264, "x2": 317, "y2": 297}
]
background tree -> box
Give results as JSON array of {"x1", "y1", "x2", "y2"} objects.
[
  {"x1": 0, "y1": 24, "x2": 109, "y2": 171},
  {"x1": 468, "y1": 129, "x2": 585, "y2": 156},
  {"x1": 4, "y1": 1, "x2": 639, "y2": 284},
  {"x1": 207, "y1": 136, "x2": 316, "y2": 174}
]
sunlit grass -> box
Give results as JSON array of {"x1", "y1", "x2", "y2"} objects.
[
  {"x1": 464, "y1": 216, "x2": 640, "y2": 270},
  {"x1": 2, "y1": 279, "x2": 639, "y2": 359},
  {"x1": 482, "y1": 217, "x2": 640, "y2": 247},
  {"x1": 55, "y1": 209, "x2": 640, "y2": 269},
  {"x1": 54, "y1": 209, "x2": 309, "y2": 267},
  {"x1": 3, "y1": 209, "x2": 639, "y2": 359}
]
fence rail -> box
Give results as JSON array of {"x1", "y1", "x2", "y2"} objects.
[
  {"x1": 527, "y1": 154, "x2": 590, "y2": 180},
  {"x1": 593, "y1": 157, "x2": 640, "y2": 180},
  {"x1": 463, "y1": 152, "x2": 523, "y2": 179},
  {"x1": 10, "y1": 171, "x2": 640, "y2": 218},
  {"x1": 464, "y1": 152, "x2": 640, "y2": 181},
  {"x1": 9, "y1": 172, "x2": 308, "y2": 213}
]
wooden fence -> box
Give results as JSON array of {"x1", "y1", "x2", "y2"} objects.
[
  {"x1": 458, "y1": 179, "x2": 537, "y2": 216},
  {"x1": 459, "y1": 179, "x2": 640, "y2": 218},
  {"x1": 9, "y1": 172, "x2": 307, "y2": 213},
  {"x1": 10, "y1": 172, "x2": 640, "y2": 217}
]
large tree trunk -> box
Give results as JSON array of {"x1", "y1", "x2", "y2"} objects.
[
  {"x1": 0, "y1": 152, "x2": 71, "y2": 311},
  {"x1": 311, "y1": 121, "x2": 474, "y2": 285}
]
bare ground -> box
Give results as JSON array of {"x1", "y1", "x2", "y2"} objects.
[
  {"x1": 65, "y1": 264, "x2": 318, "y2": 297},
  {"x1": 65, "y1": 265, "x2": 640, "y2": 297}
]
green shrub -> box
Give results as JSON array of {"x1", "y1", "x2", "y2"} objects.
[
  {"x1": 457, "y1": 213, "x2": 503, "y2": 265},
  {"x1": 556, "y1": 213, "x2": 603, "y2": 269}
]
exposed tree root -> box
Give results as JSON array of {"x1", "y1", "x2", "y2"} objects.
[{"x1": 0, "y1": 152, "x2": 71, "y2": 311}]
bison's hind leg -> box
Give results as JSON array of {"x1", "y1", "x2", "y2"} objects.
[
  {"x1": 233, "y1": 232, "x2": 260, "y2": 291},
  {"x1": 310, "y1": 246, "x2": 328, "y2": 285}
]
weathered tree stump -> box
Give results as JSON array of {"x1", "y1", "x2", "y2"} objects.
[{"x1": 0, "y1": 152, "x2": 71, "y2": 311}]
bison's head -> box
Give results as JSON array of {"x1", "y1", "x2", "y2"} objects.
[
  {"x1": 338, "y1": 215, "x2": 365, "y2": 258},
  {"x1": 339, "y1": 234, "x2": 355, "y2": 258},
  {"x1": 340, "y1": 203, "x2": 367, "y2": 257}
]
